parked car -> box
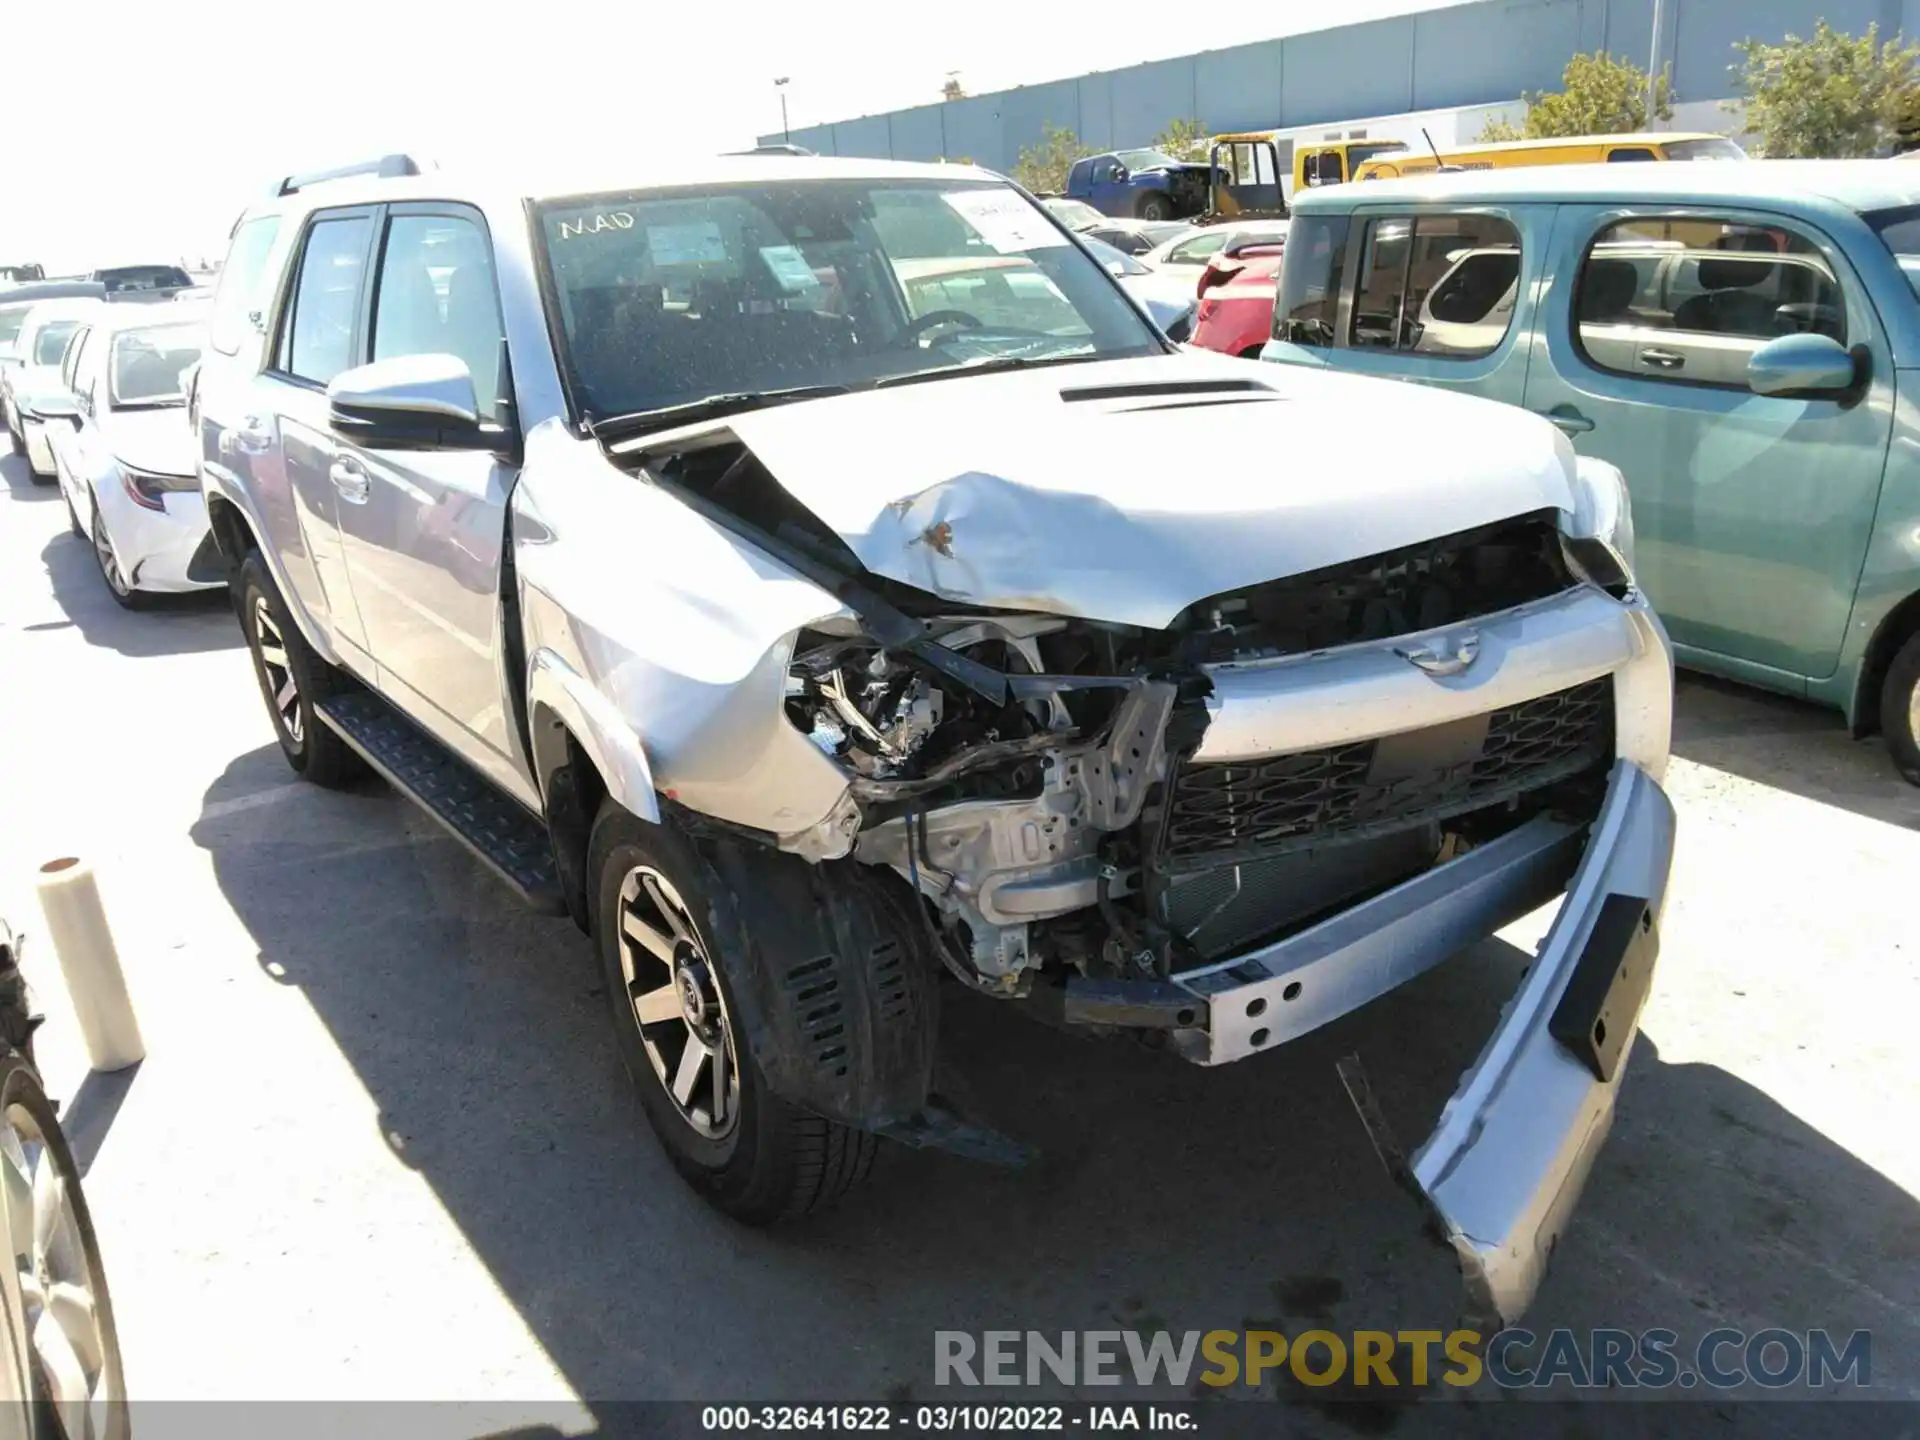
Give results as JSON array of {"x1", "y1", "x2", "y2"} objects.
[
  {"x1": 1190, "y1": 250, "x2": 1284, "y2": 357},
  {"x1": 1, "y1": 284, "x2": 107, "y2": 423},
  {"x1": 3, "y1": 297, "x2": 105, "y2": 480},
  {"x1": 1141, "y1": 218, "x2": 1290, "y2": 278},
  {"x1": 1065, "y1": 149, "x2": 1212, "y2": 221},
  {"x1": 1080, "y1": 219, "x2": 1194, "y2": 257},
  {"x1": 87, "y1": 265, "x2": 195, "y2": 299},
  {"x1": 196, "y1": 154, "x2": 1672, "y2": 1327},
  {"x1": 1267, "y1": 159, "x2": 1920, "y2": 781},
  {"x1": 1038, "y1": 195, "x2": 1105, "y2": 232},
  {"x1": 0, "y1": 264, "x2": 46, "y2": 283},
  {"x1": 41, "y1": 303, "x2": 216, "y2": 607},
  {"x1": 0, "y1": 917, "x2": 128, "y2": 1440}
]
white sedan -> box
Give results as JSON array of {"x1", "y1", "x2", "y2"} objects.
[
  {"x1": 4, "y1": 297, "x2": 104, "y2": 480},
  {"x1": 41, "y1": 303, "x2": 216, "y2": 608}
]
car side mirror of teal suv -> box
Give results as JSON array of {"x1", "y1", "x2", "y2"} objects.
[{"x1": 1747, "y1": 332, "x2": 1861, "y2": 400}]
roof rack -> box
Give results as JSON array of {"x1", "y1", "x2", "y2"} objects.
[{"x1": 273, "y1": 154, "x2": 427, "y2": 197}]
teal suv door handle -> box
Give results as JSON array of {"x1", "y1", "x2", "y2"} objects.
[{"x1": 1536, "y1": 406, "x2": 1595, "y2": 435}]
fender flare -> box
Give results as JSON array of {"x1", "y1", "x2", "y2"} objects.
[
  {"x1": 200, "y1": 468, "x2": 341, "y2": 667},
  {"x1": 526, "y1": 647, "x2": 660, "y2": 824}
]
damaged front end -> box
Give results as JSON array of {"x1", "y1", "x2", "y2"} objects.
[{"x1": 625, "y1": 422, "x2": 1674, "y2": 1326}]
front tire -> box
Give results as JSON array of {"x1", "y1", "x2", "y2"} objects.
[
  {"x1": 589, "y1": 802, "x2": 877, "y2": 1223},
  {"x1": 89, "y1": 510, "x2": 145, "y2": 611},
  {"x1": 236, "y1": 553, "x2": 361, "y2": 788},
  {"x1": 1137, "y1": 193, "x2": 1175, "y2": 222},
  {"x1": 1880, "y1": 632, "x2": 1920, "y2": 785}
]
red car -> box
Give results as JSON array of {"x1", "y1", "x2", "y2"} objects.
[{"x1": 1189, "y1": 230, "x2": 1288, "y2": 358}]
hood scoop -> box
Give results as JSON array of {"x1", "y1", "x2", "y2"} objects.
[{"x1": 1059, "y1": 376, "x2": 1282, "y2": 415}]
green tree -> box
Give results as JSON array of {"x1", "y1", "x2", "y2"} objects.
[
  {"x1": 1476, "y1": 49, "x2": 1673, "y2": 142},
  {"x1": 1151, "y1": 118, "x2": 1212, "y2": 162},
  {"x1": 1731, "y1": 20, "x2": 1920, "y2": 157},
  {"x1": 942, "y1": 75, "x2": 965, "y2": 102},
  {"x1": 1013, "y1": 122, "x2": 1080, "y2": 193}
]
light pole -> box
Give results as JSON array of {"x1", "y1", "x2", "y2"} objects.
[
  {"x1": 1647, "y1": 0, "x2": 1666, "y2": 130},
  {"x1": 774, "y1": 77, "x2": 791, "y2": 143}
]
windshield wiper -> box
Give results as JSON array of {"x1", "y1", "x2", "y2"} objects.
[
  {"x1": 586, "y1": 384, "x2": 851, "y2": 442},
  {"x1": 873, "y1": 352, "x2": 1098, "y2": 390}
]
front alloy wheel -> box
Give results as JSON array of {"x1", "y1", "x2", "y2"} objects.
[
  {"x1": 251, "y1": 597, "x2": 302, "y2": 748},
  {"x1": 618, "y1": 866, "x2": 740, "y2": 1140},
  {"x1": 0, "y1": 1054, "x2": 126, "y2": 1440}
]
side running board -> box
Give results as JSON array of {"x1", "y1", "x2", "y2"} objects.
[{"x1": 314, "y1": 691, "x2": 568, "y2": 915}]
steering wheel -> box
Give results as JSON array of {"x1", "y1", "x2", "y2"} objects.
[{"x1": 902, "y1": 308, "x2": 983, "y2": 340}]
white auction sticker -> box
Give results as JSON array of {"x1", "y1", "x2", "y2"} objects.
[
  {"x1": 758, "y1": 245, "x2": 821, "y2": 291},
  {"x1": 941, "y1": 189, "x2": 1068, "y2": 253},
  {"x1": 646, "y1": 221, "x2": 728, "y2": 265}
]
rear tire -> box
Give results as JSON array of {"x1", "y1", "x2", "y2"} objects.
[
  {"x1": 589, "y1": 802, "x2": 877, "y2": 1223},
  {"x1": 1880, "y1": 632, "x2": 1920, "y2": 785},
  {"x1": 236, "y1": 553, "x2": 362, "y2": 788}
]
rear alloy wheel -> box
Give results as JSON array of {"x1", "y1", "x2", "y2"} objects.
[
  {"x1": 237, "y1": 553, "x2": 362, "y2": 788},
  {"x1": 0, "y1": 1051, "x2": 128, "y2": 1440},
  {"x1": 1880, "y1": 632, "x2": 1920, "y2": 785},
  {"x1": 88, "y1": 512, "x2": 143, "y2": 612}
]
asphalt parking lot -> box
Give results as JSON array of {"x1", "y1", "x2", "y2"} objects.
[{"x1": 0, "y1": 447, "x2": 1915, "y2": 1436}]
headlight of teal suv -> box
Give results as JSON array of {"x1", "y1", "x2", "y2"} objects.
[{"x1": 1560, "y1": 456, "x2": 1636, "y2": 598}]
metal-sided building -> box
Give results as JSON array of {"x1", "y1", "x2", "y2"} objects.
[{"x1": 762, "y1": 0, "x2": 1920, "y2": 170}]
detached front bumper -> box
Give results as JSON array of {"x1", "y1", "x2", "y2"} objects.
[{"x1": 1147, "y1": 759, "x2": 1674, "y2": 1325}]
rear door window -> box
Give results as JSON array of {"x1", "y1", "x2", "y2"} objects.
[
  {"x1": 1575, "y1": 216, "x2": 1842, "y2": 388},
  {"x1": 1345, "y1": 212, "x2": 1522, "y2": 357},
  {"x1": 276, "y1": 213, "x2": 374, "y2": 386},
  {"x1": 210, "y1": 216, "x2": 284, "y2": 356}
]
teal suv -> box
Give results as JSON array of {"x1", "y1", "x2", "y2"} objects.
[{"x1": 1265, "y1": 160, "x2": 1920, "y2": 782}]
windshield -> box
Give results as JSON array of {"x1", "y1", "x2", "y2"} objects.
[
  {"x1": 1348, "y1": 142, "x2": 1409, "y2": 169},
  {"x1": 96, "y1": 265, "x2": 193, "y2": 294},
  {"x1": 1042, "y1": 197, "x2": 1104, "y2": 230},
  {"x1": 32, "y1": 320, "x2": 79, "y2": 366},
  {"x1": 1114, "y1": 149, "x2": 1182, "y2": 171},
  {"x1": 538, "y1": 178, "x2": 1162, "y2": 423},
  {"x1": 1663, "y1": 137, "x2": 1747, "y2": 161},
  {"x1": 110, "y1": 324, "x2": 203, "y2": 406}
]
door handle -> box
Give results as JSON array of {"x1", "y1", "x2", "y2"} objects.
[
  {"x1": 1535, "y1": 405, "x2": 1595, "y2": 435},
  {"x1": 230, "y1": 414, "x2": 274, "y2": 456},
  {"x1": 1639, "y1": 348, "x2": 1685, "y2": 371},
  {"x1": 328, "y1": 459, "x2": 371, "y2": 504}
]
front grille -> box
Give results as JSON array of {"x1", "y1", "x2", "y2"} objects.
[
  {"x1": 1171, "y1": 511, "x2": 1574, "y2": 663},
  {"x1": 1160, "y1": 678, "x2": 1612, "y2": 870}
]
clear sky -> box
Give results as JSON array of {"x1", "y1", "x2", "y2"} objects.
[{"x1": 4, "y1": 0, "x2": 1467, "y2": 273}]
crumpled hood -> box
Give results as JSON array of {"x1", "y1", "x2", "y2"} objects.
[
  {"x1": 100, "y1": 407, "x2": 195, "y2": 478},
  {"x1": 724, "y1": 354, "x2": 1579, "y2": 629}
]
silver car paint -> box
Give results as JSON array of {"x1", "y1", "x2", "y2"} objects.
[{"x1": 196, "y1": 160, "x2": 1680, "y2": 1329}]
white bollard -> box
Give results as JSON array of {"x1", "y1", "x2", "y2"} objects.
[{"x1": 33, "y1": 858, "x2": 146, "y2": 1072}]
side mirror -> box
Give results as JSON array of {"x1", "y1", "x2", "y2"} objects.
[
  {"x1": 27, "y1": 393, "x2": 79, "y2": 423},
  {"x1": 326, "y1": 354, "x2": 500, "y2": 451},
  {"x1": 1748, "y1": 332, "x2": 1860, "y2": 398},
  {"x1": 1111, "y1": 167, "x2": 1128, "y2": 184}
]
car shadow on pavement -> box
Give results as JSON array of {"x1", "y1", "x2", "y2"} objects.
[
  {"x1": 36, "y1": 531, "x2": 240, "y2": 659},
  {"x1": 191, "y1": 747, "x2": 1919, "y2": 1429},
  {"x1": 0, "y1": 451, "x2": 58, "y2": 502},
  {"x1": 1671, "y1": 673, "x2": 1920, "y2": 831}
]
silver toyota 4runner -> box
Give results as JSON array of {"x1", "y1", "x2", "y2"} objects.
[{"x1": 195, "y1": 153, "x2": 1674, "y2": 1326}]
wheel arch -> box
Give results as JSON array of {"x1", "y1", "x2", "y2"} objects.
[
  {"x1": 527, "y1": 648, "x2": 661, "y2": 931},
  {"x1": 1850, "y1": 587, "x2": 1920, "y2": 735}
]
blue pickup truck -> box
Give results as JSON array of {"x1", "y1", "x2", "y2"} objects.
[{"x1": 1065, "y1": 149, "x2": 1212, "y2": 221}]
